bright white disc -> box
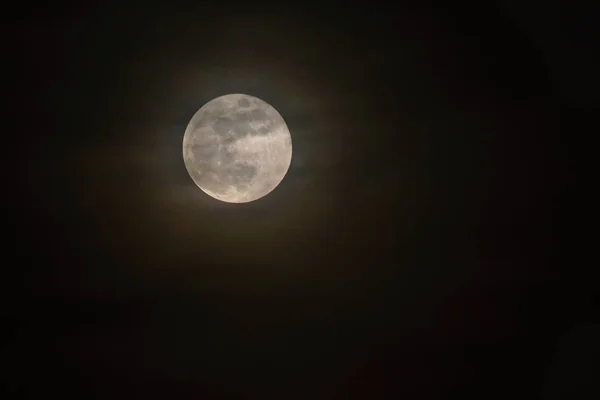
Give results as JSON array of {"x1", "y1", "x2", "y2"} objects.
[{"x1": 182, "y1": 94, "x2": 293, "y2": 203}]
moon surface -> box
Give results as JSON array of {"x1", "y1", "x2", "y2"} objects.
[{"x1": 182, "y1": 94, "x2": 293, "y2": 203}]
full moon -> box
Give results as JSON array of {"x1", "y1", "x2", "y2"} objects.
[{"x1": 182, "y1": 94, "x2": 293, "y2": 203}]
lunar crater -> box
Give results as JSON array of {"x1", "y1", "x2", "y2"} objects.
[{"x1": 238, "y1": 98, "x2": 251, "y2": 108}]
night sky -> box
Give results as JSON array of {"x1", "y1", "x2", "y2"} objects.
[{"x1": 7, "y1": 2, "x2": 593, "y2": 399}]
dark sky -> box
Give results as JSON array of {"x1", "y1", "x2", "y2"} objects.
[{"x1": 7, "y1": 2, "x2": 593, "y2": 399}]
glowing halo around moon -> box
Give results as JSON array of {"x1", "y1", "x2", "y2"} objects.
[{"x1": 182, "y1": 94, "x2": 293, "y2": 203}]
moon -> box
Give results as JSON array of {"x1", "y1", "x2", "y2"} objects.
[{"x1": 182, "y1": 94, "x2": 293, "y2": 203}]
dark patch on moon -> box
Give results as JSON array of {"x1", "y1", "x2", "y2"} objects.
[
  {"x1": 230, "y1": 162, "x2": 257, "y2": 181},
  {"x1": 232, "y1": 120, "x2": 256, "y2": 136},
  {"x1": 238, "y1": 98, "x2": 250, "y2": 107},
  {"x1": 209, "y1": 106, "x2": 276, "y2": 143},
  {"x1": 211, "y1": 114, "x2": 262, "y2": 141},
  {"x1": 221, "y1": 150, "x2": 235, "y2": 163},
  {"x1": 222, "y1": 135, "x2": 236, "y2": 144},
  {"x1": 190, "y1": 142, "x2": 219, "y2": 159},
  {"x1": 249, "y1": 108, "x2": 267, "y2": 120},
  {"x1": 213, "y1": 116, "x2": 234, "y2": 135}
]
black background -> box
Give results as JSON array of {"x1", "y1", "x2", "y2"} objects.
[{"x1": 6, "y1": 2, "x2": 594, "y2": 399}]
